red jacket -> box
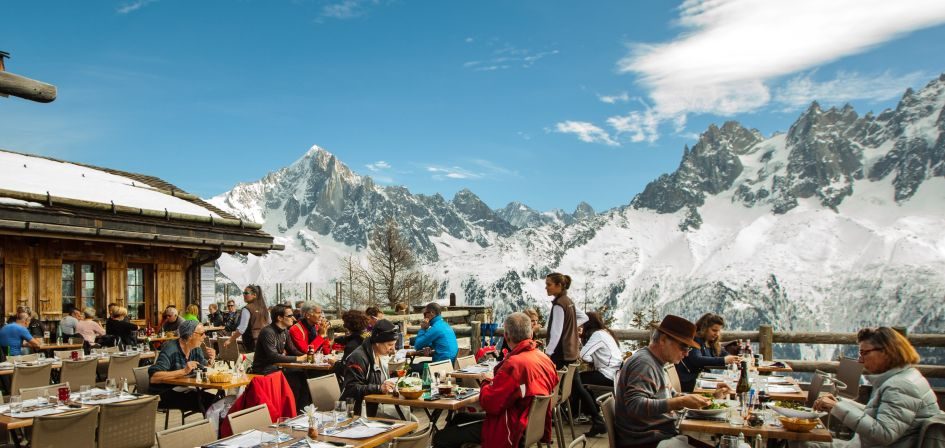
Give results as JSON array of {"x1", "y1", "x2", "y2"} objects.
[
  {"x1": 479, "y1": 339, "x2": 558, "y2": 448},
  {"x1": 219, "y1": 371, "x2": 297, "y2": 437},
  {"x1": 288, "y1": 321, "x2": 331, "y2": 355}
]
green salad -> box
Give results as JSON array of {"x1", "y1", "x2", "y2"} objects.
[{"x1": 704, "y1": 401, "x2": 729, "y2": 410}]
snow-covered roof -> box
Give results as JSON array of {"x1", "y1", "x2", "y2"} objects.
[{"x1": 0, "y1": 149, "x2": 221, "y2": 218}]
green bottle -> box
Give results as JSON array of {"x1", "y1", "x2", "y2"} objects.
[{"x1": 421, "y1": 362, "x2": 431, "y2": 389}]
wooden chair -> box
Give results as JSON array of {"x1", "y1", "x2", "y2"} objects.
[
  {"x1": 31, "y1": 406, "x2": 98, "y2": 448},
  {"x1": 97, "y1": 395, "x2": 160, "y2": 448},
  {"x1": 107, "y1": 353, "x2": 142, "y2": 386},
  {"x1": 919, "y1": 414, "x2": 945, "y2": 448},
  {"x1": 217, "y1": 337, "x2": 239, "y2": 366},
  {"x1": 596, "y1": 393, "x2": 616, "y2": 448},
  {"x1": 390, "y1": 424, "x2": 433, "y2": 448},
  {"x1": 156, "y1": 419, "x2": 216, "y2": 448},
  {"x1": 666, "y1": 364, "x2": 682, "y2": 394},
  {"x1": 20, "y1": 382, "x2": 69, "y2": 400},
  {"x1": 60, "y1": 358, "x2": 98, "y2": 391},
  {"x1": 307, "y1": 374, "x2": 341, "y2": 412},
  {"x1": 227, "y1": 403, "x2": 272, "y2": 434},
  {"x1": 11, "y1": 363, "x2": 52, "y2": 395},
  {"x1": 523, "y1": 394, "x2": 554, "y2": 448},
  {"x1": 553, "y1": 362, "x2": 580, "y2": 444}
]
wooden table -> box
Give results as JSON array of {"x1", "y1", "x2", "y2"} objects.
[
  {"x1": 154, "y1": 374, "x2": 257, "y2": 412},
  {"x1": 210, "y1": 417, "x2": 418, "y2": 448},
  {"x1": 364, "y1": 390, "x2": 480, "y2": 428},
  {"x1": 203, "y1": 326, "x2": 225, "y2": 333},
  {"x1": 274, "y1": 361, "x2": 335, "y2": 371},
  {"x1": 0, "y1": 352, "x2": 156, "y2": 376},
  {"x1": 756, "y1": 361, "x2": 794, "y2": 374},
  {"x1": 680, "y1": 417, "x2": 832, "y2": 442},
  {"x1": 30, "y1": 342, "x2": 84, "y2": 352}
]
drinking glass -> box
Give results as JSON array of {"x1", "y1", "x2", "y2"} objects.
[
  {"x1": 10, "y1": 395, "x2": 22, "y2": 413},
  {"x1": 275, "y1": 416, "x2": 290, "y2": 441},
  {"x1": 345, "y1": 398, "x2": 355, "y2": 418},
  {"x1": 334, "y1": 400, "x2": 347, "y2": 423},
  {"x1": 45, "y1": 389, "x2": 58, "y2": 406},
  {"x1": 105, "y1": 378, "x2": 117, "y2": 395},
  {"x1": 79, "y1": 385, "x2": 91, "y2": 401},
  {"x1": 719, "y1": 435, "x2": 740, "y2": 448},
  {"x1": 38, "y1": 352, "x2": 46, "y2": 361}
]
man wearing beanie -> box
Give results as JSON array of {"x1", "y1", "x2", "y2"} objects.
[
  {"x1": 148, "y1": 320, "x2": 218, "y2": 413},
  {"x1": 341, "y1": 319, "x2": 398, "y2": 417}
]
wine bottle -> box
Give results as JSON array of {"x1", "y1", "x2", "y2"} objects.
[{"x1": 736, "y1": 360, "x2": 750, "y2": 395}]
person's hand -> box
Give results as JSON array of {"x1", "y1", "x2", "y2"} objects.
[
  {"x1": 420, "y1": 319, "x2": 431, "y2": 330},
  {"x1": 221, "y1": 338, "x2": 232, "y2": 348},
  {"x1": 724, "y1": 355, "x2": 741, "y2": 364},
  {"x1": 422, "y1": 347, "x2": 432, "y2": 356},
  {"x1": 183, "y1": 361, "x2": 199, "y2": 374},
  {"x1": 814, "y1": 394, "x2": 838, "y2": 412},
  {"x1": 318, "y1": 319, "x2": 330, "y2": 337},
  {"x1": 713, "y1": 383, "x2": 732, "y2": 399},
  {"x1": 297, "y1": 355, "x2": 308, "y2": 362},
  {"x1": 673, "y1": 394, "x2": 711, "y2": 410},
  {"x1": 204, "y1": 347, "x2": 216, "y2": 360},
  {"x1": 379, "y1": 381, "x2": 395, "y2": 393}
]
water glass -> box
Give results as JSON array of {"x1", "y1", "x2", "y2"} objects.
[
  {"x1": 105, "y1": 378, "x2": 117, "y2": 395},
  {"x1": 80, "y1": 385, "x2": 91, "y2": 401},
  {"x1": 275, "y1": 416, "x2": 290, "y2": 439},
  {"x1": 345, "y1": 398, "x2": 355, "y2": 418},
  {"x1": 38, "y1": 352, "x2": 46, "y2": 361},
  {"x1": 334, "y1": 400, "x2": 347, "y2": 423},
  {"x1": 45, "y1": 389, "x2": 58, "y2": 405},
  {"x1": 719, "y1": 435, "x2": 740, "y2": 448},
  {"x1": 10, "y1": 395, "x2": 23, "y2": 413}
]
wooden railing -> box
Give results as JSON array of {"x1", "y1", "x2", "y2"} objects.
[{"x1": 326, "y1": 310, "x2": 945, "y2": 378}]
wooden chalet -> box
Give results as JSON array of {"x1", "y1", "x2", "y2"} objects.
[{"x1": 0, "y1": 149, "x2": 282, "y2": 327}]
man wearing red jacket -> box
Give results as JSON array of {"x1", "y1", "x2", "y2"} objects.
[
  {"x1": 288, "y1": 302, "x2": 331, "y2": 355},
  {"x1": 433, "y1": 312, "x2": 559, "y2": 448}
]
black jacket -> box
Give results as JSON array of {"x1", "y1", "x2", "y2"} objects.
[
  {"x1": 340, "y1": 338, "x2": 385, "y2": 416},
  {"x1": 252, "y1": 324, "x2": 301, "y2": 375},
  {"x1": 105, "y1": 318, "x2": 138, "y2": 347},
  {"x1": 674, "y1": 336, "x2": 726, "y2": 392}
]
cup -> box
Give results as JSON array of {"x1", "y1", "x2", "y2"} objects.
[
  {"x1": 10, "y1": 395, "x2": 22, "y2": 413},
  {"x1": 719, "y1": 435, "x2": 740, "y2": 448},
  {"x1": 728, "y1": 406, "x2": 744, "y2": 426},
  {"x1": 345, "y1": 398, "x2": 355, "y2": 418},
  {"x1": 275, "y1": 416, "x2": 290, "y2": 439},
  {"x1": 79, "y1": 385, "x2": 91, "y2": 401},
  {"x1": 105, "y1": 378, "x2": 117, "y2": 395},
  {"x1": 333, "y1": 400, "x2": 347, "y2": 423},
  {"x1": 58, "y1": 386, "x2": 70, "y2": 402}
]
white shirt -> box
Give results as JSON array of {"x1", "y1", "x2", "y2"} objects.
[
  {"x1": 579, "y1": 330, "x2": 623, "y2": 381},
  {"x1": 545, "y1": 303, "x2": 589, "y2": 357}
]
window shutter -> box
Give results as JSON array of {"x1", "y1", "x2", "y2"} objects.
[
  {"x1": 156, "y1": 263, "x2": 184, "y2": 314},
  {"x1": 106, "y1": 262, "x2": 128, "y2": 308},
  {"x1": 2, "y1": 258, "x2": 33, "y2": 317},
  {"x1": 37, "y1": 259, "x2": 63, "y2": 317}
]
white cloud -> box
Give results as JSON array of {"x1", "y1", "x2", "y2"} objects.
[
  {"x1": 463, "y1": 44, "x2": 558, "y2": 71},
  {"x1": 320, "y1": 0, "x2": 379, "y2": 20},
  {"x1": 465, "y1": 37, "x2": 475, "y2": 43},
  {"x1": 117, "y1": 0, "x2": 157, "y2": 14},
  {"x1": 774, "y1": 70, "x2": 929, "y2": 110},
  {"x1": 619, "y1": 0, "x2": 945, "y2": 117},
  {"x1": 426, "y1": 166, "x2": 482, "y2": 180},
  {"x1": 607, "y1": 109, "x2": 661, "y2": 143},
  {"x1": 365, "y1": 160, "x2": 391, "y2": 172},
  {"x1": 598, "y1": 92, "x2": 630, "y2": 104},
  {"x1": 554, "y1": 121, "x2": 619, "y2": 146}
]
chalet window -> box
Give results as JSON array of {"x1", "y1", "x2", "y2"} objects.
[
  {"x1": 127, "y1": 266, "x2": 147, "y2": 320},
  {"x1": 61, "y1": 262, "x2": 101, "y2": 313}
]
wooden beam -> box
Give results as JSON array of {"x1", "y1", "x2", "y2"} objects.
[{"x1": 0, "y1": 71, "x2": 56, "y2": 103}]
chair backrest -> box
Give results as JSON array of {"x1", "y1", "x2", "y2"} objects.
[
  {"x1": 427, "y1": 359, "x2": 453, "y2": 380},
  {"x1": 98, "y1": 395, "x2": 160, "y2": 448},
  {"x1": 559, "y1": 362, "x2": 580, "y2": 403},
  {"x1": 454, "y1": 355, "x2": 476, "y2": 370},
  {"x1": 132, "y1": 366, "x2": 151, "y2": 394},
  {"x1": 836, "y1": 357, "x2": 863, "y2": 400},
  {"x1": 806, "y1": 372, "x2": 827, "y2": 408},
  {"x1": 54, "y1": 350, "x2": 77, "y2": 360},
  {"x1": 522, "y1": 394, "x2": 553, "y2": 448},
  {"x1": 390, "y1": 424, "x2": 434, "y2": 448},
  {"x1": 31, "y1": 406, "x2": 99, "y2": 448},
  {"x1": 102, "y1": 346, "x2": 120, "y2": 353},
  {"x1": 156, "y1": 419, "x2": 216, "y2": 448},
  {"x1": 11, "y1": 363, "x2": 52, "y2": 395},
  {"x1": 20, "y1": 382, "x2": 70, "y2": 400},
  {"x1": 227, "y1": 403, "x2": 272, "y2": 434},
  {"x1": 919, "y1": 414, "x2": 945, "y2": 448},
  {"x1": 597, "y1": 393, "x2": 617, "y2": 448},
  {"x1": 666, "y1": 364, "x2": 682, "y2": 394},
  {"x1": 60, "y1": 358, "x2": 99, "y2": 391},
  {"x1": 217, "y1": 337, "x2": 239, "y2": 364},
  {"x1": 307, "y1": 374, "x2": 341, "y2": 412},
  {"x1": 388, "y1": 360, "x2": 406, "y2": 374},
  {"x1": 107, "y1": 353, "x2": 142, "y2": 385},
  {"x1": 9, "y1": 353, "x2": 40, "y2": 363}
]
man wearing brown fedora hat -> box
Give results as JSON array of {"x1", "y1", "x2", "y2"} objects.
[{"x1": 613, "y1": 315, "x2": 730, "y2": 448}]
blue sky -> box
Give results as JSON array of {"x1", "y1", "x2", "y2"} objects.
[{"x1": 3, "y1": 1, "x2": 945, "y2": 212}]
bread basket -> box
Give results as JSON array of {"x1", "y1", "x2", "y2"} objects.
[
  {"x1": 207, "y1": 371, "x2": 233, "y2": 383},
  {"x1": 779, "y1": 416, "x2": 819, "y2": 432}
]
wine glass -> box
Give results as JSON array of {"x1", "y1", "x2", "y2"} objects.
[{"x1": 333, "y1": 400, "x2": 347, "y2": 424}]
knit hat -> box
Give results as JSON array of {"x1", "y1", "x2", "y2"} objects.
[
  {"x1": 370, "y1": 319, "x2": 398, "y2": 343},
  {"x1": 178, "y1": 320, "x2": 199, "y2": 339}
]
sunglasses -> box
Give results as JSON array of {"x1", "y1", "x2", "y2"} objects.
[
  {"x1": 858, "y1": 348, "x2": 880, "y2": 357},
  {"x1": 242, "y1": 291, "x2": 253, "y2": 295},
  {"x1": 676, "y1": 342, "x2": 693, "y2": 353}
]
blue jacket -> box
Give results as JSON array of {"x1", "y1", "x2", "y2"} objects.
[
  {"x1": 675, "y1": 336, "x2": 726, "y2": 392},
  {"x1": 413, "y1": 315, "x2": 458, "y2": 363}
]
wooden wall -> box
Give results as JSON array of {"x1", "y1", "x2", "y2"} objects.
[{"x1": 0, "y1": 236, "x2": 195, "y2": 323}]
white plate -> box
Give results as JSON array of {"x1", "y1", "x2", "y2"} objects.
[
  {"x1": 686, "y1": 407, "x2": 730, "y2": 416},
  {"x1": 766, "y1": 402, "x2": 826, "y2": 419}
]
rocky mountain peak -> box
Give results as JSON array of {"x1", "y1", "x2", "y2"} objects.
[{"x1": 573, "y1": 201, "x2": 596, "y2": 220}]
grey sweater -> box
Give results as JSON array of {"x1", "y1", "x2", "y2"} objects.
[{"x1": 614, "y1": 347, "x2": 677, "y2": 447}]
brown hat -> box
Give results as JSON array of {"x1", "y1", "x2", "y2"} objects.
[{"x1": 650, "y1": 315, "x2": 700, "y2": 349}]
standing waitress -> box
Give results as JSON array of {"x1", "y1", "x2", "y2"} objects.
[
  {"x1": 222, "y1": 284, "x2": 270, "y2": 352},
  {"x1": 544, "y1": 272, "x2": 588, "y2": 369}
]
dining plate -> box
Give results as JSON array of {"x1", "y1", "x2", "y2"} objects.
[{"x1": 766, "y1": 402, "x2": 826, "y2": 419}]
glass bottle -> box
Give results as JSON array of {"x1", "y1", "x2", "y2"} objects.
[
  {"x1": 736, "y1": 360, "x2": 750, "y2": 395},
  {"x1": 307, "y1": 411, "x2": 318, "y2": 440},
  {"x1": 307, "y1": 345, "x2": 315, "y2": 364},
  {"x1": 421, "y1": 363, "x2": 431, "y2": 389}
]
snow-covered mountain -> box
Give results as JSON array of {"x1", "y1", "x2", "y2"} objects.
[{"x1": 210, "y1": 73, "x2": 945, "y2": 354}]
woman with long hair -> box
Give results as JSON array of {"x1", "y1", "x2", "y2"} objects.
[
  {"x1": 810, "y1": 327, "x2": 942, "y2": 447},
  {"x1": 573, "y1": 311, "x2": 623, "y2": 437},
  {"x1": 222, "y1": 284, "x2": 270, "y2": 352},
  {"x1": 675, "y1": 313, "x2": 740, "y2": 392},
  {"x1": 333, "y1": 310, "x2": 371, "y2": 384},
  {"x1": 544, "y1": 272, "x2": 588, "y2": 369}
]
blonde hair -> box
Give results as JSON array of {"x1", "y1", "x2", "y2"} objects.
[
  {"x1": 858, "y1": 327, "x2": 920, "y2": 369},
  {"x1": 112, "y1": 306, "x2": 128, "y2": 318},
  {"x1": 186, "y1": 304, "x2": 199, "y2": 316}
]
